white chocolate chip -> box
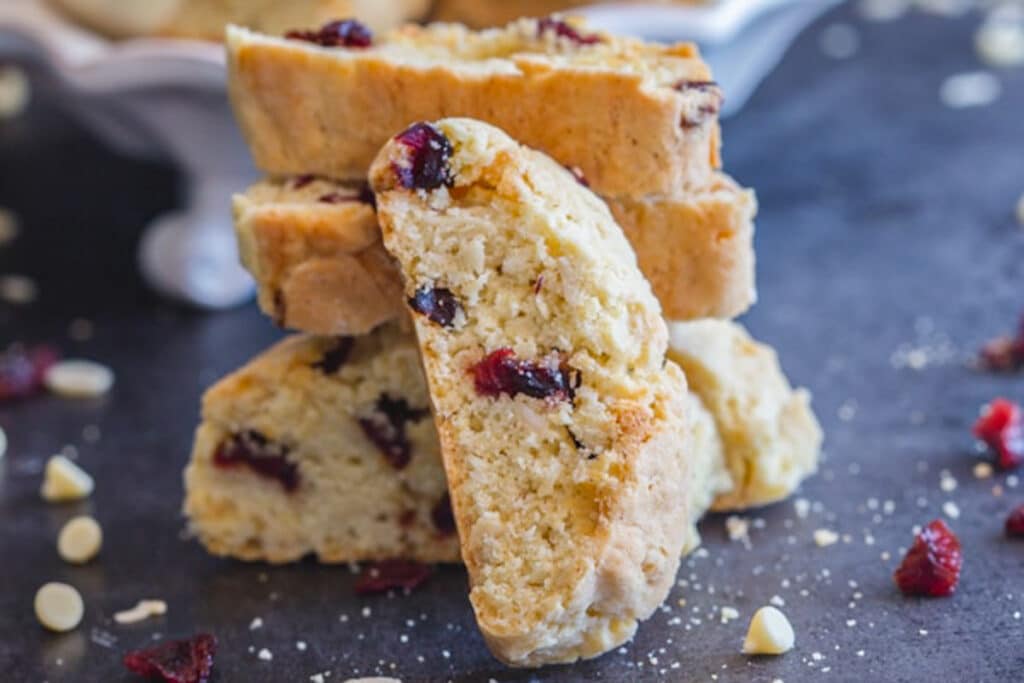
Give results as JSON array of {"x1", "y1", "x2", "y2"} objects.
[
  {"x1": 813, "y1": 529, "x2": 840, "y2": 547},
  {"x1": 57, "y1": 516, "x2": 103, "y2": 564},
  {"x1": 974, "y1": 462, "x2": 994, "y2": 479},
  {"x1": 114, "y1": 599, "x2": 167, "y2": 625},
  {"x1": 35, "y1": 582, "x2": 84, "y2": 632},
  {"x1": 742, "y1": 606, "x2": 795, "y2": 655},
  {"x1": 45, "y1": 360, "x2": 115, "y2": 398},
  {"x1": 41, "y1": 455, "x2": 94, "y2": 502},
  {"x1": 0, "y1": 66, "x2": 29, "y2": 120},
  {"x1": 0, "y1": 274, "x2": 37, "y2": 304}
]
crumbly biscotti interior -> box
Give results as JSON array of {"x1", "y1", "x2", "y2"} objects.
[
  {"x1": 668, "y1": 319, "x2": 822, "y2": 511},
  {"x1": 183, "y1": 324, "x2": 459, "y2": 564},
  {"x1": 371, "y1": 118, "x2": 691, "y2": 665}
]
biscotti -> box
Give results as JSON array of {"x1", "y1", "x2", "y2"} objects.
[
  {"x1": 227, "y1": 17, "x2": 722, "y2": 198},
  {"x1": 369, "y1": 118, "x2": 692, "y2": 666},
  {"x1": 234, "y1": 173, "x2": 754, "y2": 335},
  {"x1": 668, "y1": 319, "x2": 823, "y2": 511},
  {"x1": 233, "y1": 177, "x2": 405, "y2": 335},
  {"x1": 183, "y1": 327, "x2": 734, "y2": 564},
  {"x1": 49, "y1": 0, "x2": 430, "y2": 40},
  {"x1": 183, "y1": 324, "x2": 460, "y2": 564}
]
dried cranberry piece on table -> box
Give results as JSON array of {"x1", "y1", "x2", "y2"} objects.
[
  {"x1": 355, "y1": 560, "x2": 433, "y2": 595},
  {"x1": 472, "y1": 348, "x2": 575, "y2": 402},
  {"x1": 286, "y1": 19, "x2": 372, "y2": 48},
  {"x1": 1006, "y1": 504, "x2": 1024, "y2": 537},
  {"x1": 391, "y1": 122, "x2": 454, "y2": 191},
  {"x1": 0, "y1": 344, "x2": 58, "y2": 400},
  {"x1": 212, "y1": 431, "x2": 299, "y2": 492},
  {"x1": 431, "y1": 493, "x2": 456, "y2": 536},
  {"x1": 537, "y1": 17, "x2": 602, "y2": 45},
  {"x1": 123, "y1": 633, "x2": 216, "y2": 683},
  {"x1": 358, "y1": 395, "x2": 430, "y2": 470},
  {"x1": 893, "y1": 519, "x2": 962, "y2": 597},
  {"x1": 978, "y1": 315, "x2": 1024, "y2": 372},
  {"x1": 973, "y1": 398, "x2": 1024, "y2": 470},
  {"x1": 408, "y1": 287, "x2": 463, "y2": 328}
]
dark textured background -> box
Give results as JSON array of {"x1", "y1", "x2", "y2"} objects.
[{"x1": 2, "y1": 2, "x2": 1024, "y2": 681}]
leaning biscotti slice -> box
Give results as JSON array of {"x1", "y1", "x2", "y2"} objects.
[
  {"x1": 227, "y1": 16, "x2": 721, "y2": 197},
  {"x1": 234, "y1": 172, "x2": 754, "y2": 334},
  {"x1": 369, "y1": 118, "x2": 692, "y2": 666},
  {"x1": 233, "y1": 177, "x2": 405, "y2": 334},
  {"x1": 48, "y1": 0, "x2": 430, "y2": 40},
  {"x1": 668, "y1": 319, "x2": 823, "y2": 511},
  {"x1": 183, "y1": 324, "x2": 460, "y2": 564}
]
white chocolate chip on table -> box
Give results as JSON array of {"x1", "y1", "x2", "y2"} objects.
[
  {"x1": 743, "y1": 606, "x2": 795, "y2": 655},
  {"x1": 44, "y1": 360, "x2": 115, "y2": 398},
  {"x1": 114, "y1": 599, "x2": 167, "y2": 625},
  {"x1": 40, "y1": 455, "x2": 94, "y2": 502},
  {"x1": 57, "y1": 516, "x2": 103, "y2": 564},
  {"x1": 35, "y1": 582, "x2": 84, "y2": 632}
]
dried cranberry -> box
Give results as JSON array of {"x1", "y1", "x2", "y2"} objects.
[
  {"x1": 391, "y1": 122, "x2": 454, "y2": 191},
  {"x1": 398, "y1": 509, "x2": 417, "y2": 527},
  {"x1": 212, "y1": 431, "x2": 299, "y2": 492},
  {"x1": 431, "y1": 493, "x2": 456, "y2": 536},
  {"x1": 1006, "y1": 504, "x2": 1024, "y2": 537},
  {"x1": 973, "y1": 399, "x2": 1024, "y2": 470},
  {"x1": 676, "y1": 80, "x2": 724, "y2": 128},
  {"x1": 537, "y1": 17, "x2": 602, "y2": 45},
  {"x1": 290, "y1": 174, "x2": 316, "y2": 189},
  {"x1": 408, "y1": 286, "x2": 463, "y2": 328},
  {"x1": 355, "y1": 560, "x2": 433, "y2": 595},
  {"x1": 286, "y1": 19, "x2": 372, "y2": 48},
  {"x1": 979, "y1": 316, "x2": 1024, "y2": 372},
  {"x1": 472, "y1": 348, "x2": 575, "y2": 402},
  {"x1": 318, "y1": 192, "x2": 351, "y2": 204},
  {"x1": 0, "y1": 344, "x2": 58, "y2": 400},
  {"x1": 565, "y1": 166, "x2": 590, "y2": 188},
  {"x1": 893, "y1": 519, "x2": 962, "y2": 597},
  {"x1": 358, "y1": 395, "x2": 430, "y2": 470},
  {"x1": 312, "y1": 337, "x2": 354, "y2": 374},
  {"x1": 356, "y1": 182, "x2": 376, "y2": 208},
  {"x1": 123, "y1": 633, "x2": 216, "y2": 683}
]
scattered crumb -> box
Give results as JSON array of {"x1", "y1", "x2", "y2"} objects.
[
  {"x1": 0, "y1": 426, "x2": 6, "y2": 459},
  {"x1": 814, "y1": 529, "x2": 840, "y2": 547},
  {"x1": 794, "y1": 498, "x2": 810, "y2": 519},
  {"x1": 57, "y1": 516, "x2": 103, "y2": 564},
  {"x1": 40, "y1": 455, "x2": 94, "y2": 502},
  {"x1": 975, "y1": 7, "x2": 1024, "y2": 67},
  {"x1": 0, "y1": 274, "x2": 37, "y2": 304},
  {"x1": 940, "y1": 71, "x2": 1001, "y2": 109},
  {"x1": 114, "y1": 600, "x2": 167, "y2": 625},
  {"x1": 742, "y1": 606, "x2": 795, "y2": 655},
  {"x1": 0, "y1": 207, "x2": 18, "y2": 246},
  {"x1": 250, "y1": 617, "x2": 264, "y2": 631},
  {"x1": 257, "y1": 648, "x2": 273, "y2": 662},
  {"x1": 770, "y1": 595, "x2": 786, "y2": 607},
  {"x1": 939, "y1": 472, "x2": 957, "y2": 492},
  {"x1": 943, "y1": 501, "x2": 961, "y2": 519},
  {"x1": 44, "y1": 360, "x2": 115, "y2": 398},
  {"x1": 1017, "y1": 194, "x2": 1024, "y2": 226},
  {"x1": 296, "y1": 641, "x2": 307, "y2": 651},
  {"x1": 726, "y1": 516, "x2": 750, "y2": 543},
  {"x1": 820, "y1": 23, "x2": 860, "y2": 59},
  {"x1": 720, "y1": 607, "x2": 740, "y2": 624},
  {"x1": 0, "y1": 66, "x2": 29, "y2": 119},
  {"x1": 35, "y1": 582, "x2": 84, "y2": 632}
]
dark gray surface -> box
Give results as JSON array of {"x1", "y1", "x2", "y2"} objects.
[{"x1": 3, "y1": 3, "x2": 1024, "y2": 681}]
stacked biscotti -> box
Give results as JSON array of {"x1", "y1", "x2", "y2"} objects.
[{"x1": 184, "y1": 15, "x2": 822, "y2": 667}]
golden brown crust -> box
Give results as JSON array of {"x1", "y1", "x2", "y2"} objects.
[{"x1": 227, "y1": 20, "x2": 721, "y2": 197}]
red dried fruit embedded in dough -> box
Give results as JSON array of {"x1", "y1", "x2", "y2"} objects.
[
  {"x1": 472, "y1": 348, "x2": 575, "y2": 402},
  {"x1": 537, "y1": 17, "x2": 602, "y2": 45},
  {"x1": 358, "y1": 395, "x2": 430, "y2": 470},
  {"x1": 408, "y1": 286, "x2": 463, "y2": 328},
  {"x1": 285, "y1": 19, "x2": 372, "y2": 48},
  {"x1": 391, "y1": 122, "x2": 454, "y2": 191},
  {"x1": 212, "y1": 431, "x2": 299, "y2": 492}
]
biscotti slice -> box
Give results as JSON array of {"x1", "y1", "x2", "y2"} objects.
[
  {"x1": 668, "y1": 319, "x2": 823, "y2": 511},
  {"x1": 233, "y1": 177, "x2": 406, "y2": 334},
  {"x1": 183, "y1": 324, "x2": 460, "y2": 564},
  {"x1": 227, "y1": 16, "x2": 722, "y2": 197},
  {"x1": 369, "y1": 118, "x2": 692, "y2": 666},
  {"x1": 235, "y1": 172, "x2": 754, "y2": 334},
  {"x1": 49, "y1": 0, "x2": 430, "y2": 40}
]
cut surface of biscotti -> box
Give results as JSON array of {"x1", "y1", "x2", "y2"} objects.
[
  {"x1": 227, "y1": 16, "x2": 721, "y2": 197},
  {"x1": 668, "y1": 319, "x2": 823, "y2": 511},
  {"x1": 233, "y1": 177, "x2": 405, "y2": 334},
  {"x1": 48, "y1": 0, "x2": 430, "y2": 40},
  {"x1": 369, "y1": 118, "x2": 692, "y2": 666},
  {"x1": 183, "y1": 324, "x2": 460, "y2": 564},
  {"x1": 234, "y1": 172, "x2": 754, "y2": 334}
]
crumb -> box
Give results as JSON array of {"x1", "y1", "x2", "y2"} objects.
[
  {"x1": 257, "y1": 648, "x2": 273, "y2": 662},
  {"x1": 114, "y1": 600, "x2": 167, "y2": 625},
  {"x1": 939, "y1": 472, "x2": 957, "y2": 492},
  {"x1": 297, "y1": 641, "x2": 307, "y2": 651},
  {"x1": 813, "y1": 529, "x2": 840, "y2": 547},
  {"x1": 726, "y1": 516, "x2": 750, "y2": 543},
  {"x1": 0, "y1": 274, "x2": 37, "y2": 304},
  {"x1": 940, "y1": 71, "x2": 1001, "y2": 109},
  {"x1": 858, "y1": 0, "x2": 910, "y2": 21},
  {"x1": 942, "y1": 501, "x2": 961, "y2": 519},
  {"x1": 720, "y1": 607, "x2": 740, "y2": 624},
  {"x1": 819, "y1": 23, "x2": 860, "y2": 59},
  {"x1": 974, "y1": 462, "x2": 994, "y2": 479},
  {"x1": 0, "y1": 426, "x2": 6, "y2": 460},
  {"x1": 0, "y1": 207, "x2": 18, "y2": 246},
  {"x1": 0, "y1": 66, "x2": 29, "y2": 119},
  {"x1": 68, "y1": 318, "x2": 94, "y2": 342},
  {"x1": 770, "y1": 595, "x2": 786, "y2": 607},
  {"x1": 250, "y1": 617, "x2": 264, "y2": 630},
  {"x1": 976, "y1": 11, "x2": 1024, "y2": 67}
]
